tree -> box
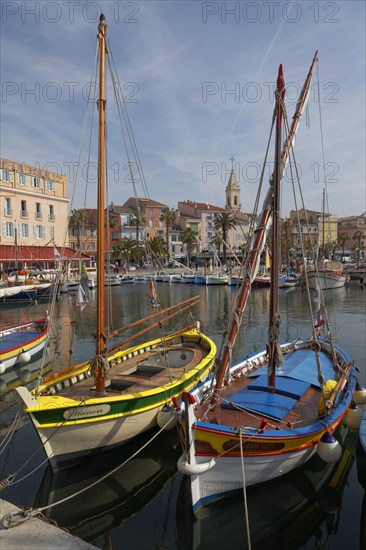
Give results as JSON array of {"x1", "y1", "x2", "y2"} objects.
[
  {"x1": 111, "y1": 237, "x2": 138, "y2": 272},
  {"x1": 213, "y1": 212, "x2": 237, "y2": 264},
  {"x1": 145, "y1": 236, "x2": 168, "y2": 265},
  {"x1": 160, "y1": 207, "x2": 177, "y2": 258},
  {"x1": 211, "y1": 232, "x2": 223, "y2": 262},
  {"x1": 352, "y1": 230, "x2": 365, "y2": 263},
  {"x1": 181, "y1": 227, "x2": 198, "y2": 266},
  {"x1": 129, "y1": 210, "x2": 146, "y2": 242},
  {"x1": 337, "y1": 231, "x2": 349, "y2": 261},
  {"x1": 70, "y1": 208, "x2": 88, "y2": 252}
]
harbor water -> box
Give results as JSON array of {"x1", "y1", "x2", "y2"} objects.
[{"x1": 1, "y1": 280, "x2": 365, "y2": 549}]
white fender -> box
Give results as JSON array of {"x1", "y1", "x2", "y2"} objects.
[{"x1": 177, "y1": 454, "x2": 216, "y2": 476}]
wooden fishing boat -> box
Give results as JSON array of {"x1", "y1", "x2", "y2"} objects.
[
  {"x1": 174, "y1": 53, "x2": 362, "y2": 515},
  {"x1": 306, "y1": 262, "x2": 348, "y2": 290},
  {"x1": 0, "y1": 318, "x2": 49, "y2": 374},
  {"x1": 16, "y1": 15, "x2": 216, "y2": 472}
]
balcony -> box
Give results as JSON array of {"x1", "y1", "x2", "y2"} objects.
[
  {"x1": 35, "y1": 212, "x2": 43, "y2": 220},
  {"x1": 49, "y1": 214, "x2": 55, "y2": 222},
  {"x1": 20, "y1": 209, "x2": 29, "y2": 218},
  {"x1": 4, "y1": 208, "x2": 13, "y2": 216}
]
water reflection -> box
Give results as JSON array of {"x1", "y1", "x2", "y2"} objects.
[{"x1": 176, "y1": 425, "x2": 358, "y2": 550}]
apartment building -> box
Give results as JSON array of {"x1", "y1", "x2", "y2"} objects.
[{"x1": 0, "y1": 158, "x2": 68, "y2": 249}]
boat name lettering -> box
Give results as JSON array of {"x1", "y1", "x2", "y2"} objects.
[
  {"x1": 222, "y1": 440, "x2": 285, "y2": 452},
  {"x1": 63, "y1": 404, "x2": 111, "y2": 420}
]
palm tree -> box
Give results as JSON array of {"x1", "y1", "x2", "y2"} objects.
[
  {"x1": 70, "y1": 208, "x2": 88, "y2": 252},
  {"x1": 129, "y1": 210, "x2": 146, "y2": 242},
  {"x1": 213, "y1": 212, "x2": 237, "y2": 264},
  {"x1": 352, "y1": 230, "x2": 365, "y2": 263},
  {"x1": 146, "y1": 236, "x2": 168, "y2": 262},
  {"x1": 181, "y1": 227, "x2": 198, "y2": 266},
  {"x1": 211, "y1": 232, "x2": 223, "y2": 262},
  {"x1": 111, "y1": 237, "x2": 138, "y2": 272},
  {"x1": 338, "y1": 231, "x2": 349, "y2": 261},
  {"x1": 160, "y1": 207, "x2": 177, "y2": 258}
]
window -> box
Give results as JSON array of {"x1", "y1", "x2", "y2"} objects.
[
  {"x1": 35, "y1": 203, "x2": 42, "y2": 220},
  {"x1": 50, "y1": 226, "x2": 55, "y2": 239},
  {"x1": 70, "y1": 242, "x2": 76, "y2": 250},
  {"x1": 4, "y1": 198, "x2": 12, "y2": 216},
  {"x1": 21, "y1": 200, "x2": 28, "y2": 218},
  {"x1": 34, "y1": 225, "x2": 45, "y2": 239},
  {"x1": 32, "y1": 177, "x2": 41, "y2": 188},
  {"x1": 90, "y1": 242, "x2": 96, "y2": 251},
  {"x1": 49, "y1": 204, "x2": 55, "y2": 221},
  {"x1": 20, "y1": 224, "x2": 29, "y2": 238},
  {"x1": 18, "y1": 173, "x2": 27, "y2": 185},
  {"x1": 46, "y1": 180, "x2": 55, "y2": 191},
  {"x1": 4, "y1": 221, "x2": 14, "y2": 237},
  {"x1": 1, "y1": 169, "x2": 10, "y2": 182},
  {"x1": 69, "y1": 227, "x2": 77, "y2": 237}
]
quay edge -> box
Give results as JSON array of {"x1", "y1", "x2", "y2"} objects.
[{"x1": 0, "y1": 499, "x2": 98, "y2": 549}]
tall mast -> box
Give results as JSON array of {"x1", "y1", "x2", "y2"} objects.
[
  {"x1": 267, "y1": 65, "x2": 285, "y2": 392},
  {"x1": 95, "y1": 14, "x2": 107, "y2": 393},
  {"x1": 210, "y1": 52, "x2": 318, "y2": 406}
]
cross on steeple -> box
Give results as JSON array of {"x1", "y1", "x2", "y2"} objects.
[{"x1": 229, "y1": 156, "x2": 235, "y2": 169}]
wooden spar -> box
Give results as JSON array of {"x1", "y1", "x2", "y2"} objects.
[
  {"x1": 210, "y1": 52, "x2": 318, "y2": 405},
  {"x1": 268, "y1": 64, "x2": 285, "y2": 393},
  {"x1": 95, "y1": 14, "x2": 107, "y2": 393},
  {"x1": 110, "y1": 302, "x2": 200, "y2": 350},
  {"x1": 109, "y1": 295, "x2": 201, "y2": 338}
]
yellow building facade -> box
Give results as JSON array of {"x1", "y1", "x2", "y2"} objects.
[{"x1": 0, "y1": 158, "x2": 68, "y2": 249}]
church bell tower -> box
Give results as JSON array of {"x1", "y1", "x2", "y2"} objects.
[{"x1": 225, "y1": 156, "x2": 241, "y2": 212}]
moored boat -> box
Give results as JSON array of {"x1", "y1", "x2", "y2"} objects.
[
  {"x1": 15, "y1": 15, "x2": 216, "y2": 472},
  {"x1": 0, "y1": 318, "x2": 49, "y2": 374},
  {"x1": 174, "y1": 53, "x2": 362, "y2": 515},
  {"x1": 205, "y1": 273, "x2": 229, "y2": 285}
]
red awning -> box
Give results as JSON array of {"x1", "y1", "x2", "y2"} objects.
[{"x1": 0, "y1": 245, "x2": 90, "y2": 264}]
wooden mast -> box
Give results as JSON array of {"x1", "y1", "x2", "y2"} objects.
[
  {"x1": 210, "y1": 52, "x2": 318, "y2": 406},
  {"x1": 267, "y1": 65, "x2": 285, "y2": 392},
  {"x1": 95, "y1": 14, "x2": 107, "y2": 393}
]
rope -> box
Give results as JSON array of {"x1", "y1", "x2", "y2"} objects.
[
  {"x1": 239, "y1": 429, "x2": 252, "y2": 550},
  {"x1": 0, "y1": 410, "x2": 21, "y2": 454},
  {"x1": 1, "y1": 414, "x2": 176, "y2": 527}
]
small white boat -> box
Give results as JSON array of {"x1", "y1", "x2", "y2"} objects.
[
  {"x1": 120, "y1": 275, "x2": 135, "y2": 284},
  {"x1": 205, "y1": 273, "x2": 229, "y2": 285},
  {"x1": 104, "y1": 276, "x2": 122, "y2": 286},
  {"x1": 181, "y1": 273, "x2": 195, "y2": 284},
  {"x1": 194, "y1": 274, "x2": 206, "y2": 284},
  {"x1": 306, "y1": 265, "x2": 348, "y2": 290}
]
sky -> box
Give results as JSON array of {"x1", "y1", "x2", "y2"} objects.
[{"x1": 1, "y1": 0, "x2": 365, "y2": 218}]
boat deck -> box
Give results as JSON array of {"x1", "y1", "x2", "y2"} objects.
[
  {"x1": 45, "y1": 344, "x2": 207, "y2": 400},
  {"x1": 197, "y1": 374, "x2": 321, "y2": 431}
]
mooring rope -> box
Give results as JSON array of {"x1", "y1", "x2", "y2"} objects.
[
  {"x1": 239, "y1": 429, "x2": 252, "y2": 550},
  {"x1": 1, "y1": 414, "x2": 175, "y2": 528}
]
